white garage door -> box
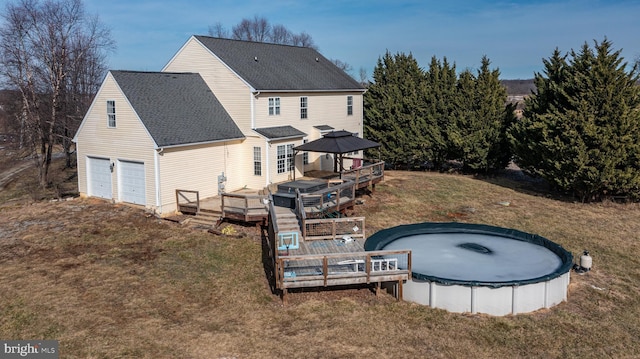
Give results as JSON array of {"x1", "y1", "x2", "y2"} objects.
[
  {"x1": 87, "y1": 157, "x2": 112, "y2": 199},
  {"x1": 119, "y1": 160, "x2": 146, "y2": 205}
]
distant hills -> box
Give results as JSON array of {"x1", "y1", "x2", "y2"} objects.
[{"x1": 501, "y1": 79, "x2": 535, "y2": 96}]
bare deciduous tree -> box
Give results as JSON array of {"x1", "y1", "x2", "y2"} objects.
[
  {"x1": 208, "y1": 17, "x2": 362, "y2": 77},
  {"x1": 331, "y1": 59, "x2": 353, "y2": 74},
  {"x1": 210, "y1": 16, "x2": 319, "y2": 50},
  {"x1": 0, "y1": 0, "x2": 114, "y2": 187},
  {"x1": 290, "y1": 31, "x2": 316, "y2": 50},
  {"x1": 271, "y1": 24, "x2": 291, "y2": 45},
  {"x1": 208, "y1": 22, "x2": 229, "y2": 38}
]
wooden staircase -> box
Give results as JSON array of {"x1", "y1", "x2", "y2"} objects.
[
  {"x1": 273, "y1": 207, "x2": 302, "y2": 238},
  {"x1": 186, "y1": 208, "x2": 221, "y2": 229}
]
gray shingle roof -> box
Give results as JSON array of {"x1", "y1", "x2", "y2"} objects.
[
  {"x1": 314, "y1": 125, "x2": 335, "y2": 131},
  {"x1": 110, "y1": 71, "x2": 244, "y2": 147},
  {"x1": 293, "y1": 130, "x2": 380, "y2": 154},
  {"x1": 254, "y1": 126, "x2": 307, "y2": 140},
  {"x1": 194, "y1": 36, "x2": 364, "y2": 92}
]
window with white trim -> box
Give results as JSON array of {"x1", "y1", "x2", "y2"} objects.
[
  {"x1": 277, "y1": 144, "x2": 294, "y2": 174},
  {"x1": 300, "y1": 96, "x2": 308, "y2": 119},
  {"x1": 253, "y1": 147, "x2": 262, "y2": 176},
  {"x1": 302, "y1": 139, "x2": 309, "y2": 165},
  {"x1": 347, "y1": 96, "x2": 353, "y2": 116},
  {"x1": 107, "y1": 100, "x2": 116, "y2": 127},
  {"x1": 268, "y1": 97, "x2": 280, "y2": 116}
]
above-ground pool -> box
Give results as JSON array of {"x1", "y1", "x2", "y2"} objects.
[{"x1": 365, "y1": 222, "x2": 573, "y2": 316}]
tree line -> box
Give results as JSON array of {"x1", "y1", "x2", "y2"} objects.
[
  {"x1": 365, "y1": 53, "x2": 515, "y2": 173},
  {"x1": 365, "y1": 38, "x2": 640, "y2": 201},
  {"x1": 0, "y1": 0, "x2": 114, "y2": 187}
]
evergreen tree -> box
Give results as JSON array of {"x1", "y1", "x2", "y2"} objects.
[
  {"x1": 510, "y1": 39, "x2": 640, "y2": 201},
  {"x1": 423, "y1": 56, "x2": 457, "y2": 169},
  {"x1": 452, "y1": 57, "x2": 514, "y2": 172},
  {"x1": 364, "y1": 52, "x2": 430, "y2": 168}
]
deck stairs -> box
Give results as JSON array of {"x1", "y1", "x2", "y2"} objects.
[
  {"x1": 186, "y1": 208, "x2": 221, "y2": 229},
  {"x1": 273, "y1": 206, "x2": 302, "y2": 239}
]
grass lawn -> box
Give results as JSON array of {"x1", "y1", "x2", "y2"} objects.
[{"x1": 1, "y1": 168, "x2": 639, "y2": 358}]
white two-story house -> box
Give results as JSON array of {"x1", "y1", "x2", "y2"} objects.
[{"x1": 73, "y1": 36, "x2": 366, "y2": 216}]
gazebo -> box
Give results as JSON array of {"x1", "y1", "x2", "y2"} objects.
[{"x1": 293, "y1": 130, "x2": 380, "y2": 177}]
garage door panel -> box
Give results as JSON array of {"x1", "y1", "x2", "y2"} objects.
[
  {"x1": 88, "y1": 157, "x2": 112, "y2": 199},
  {"x1": 119, "y1": 160, "x2": 146, "y2": 205}
]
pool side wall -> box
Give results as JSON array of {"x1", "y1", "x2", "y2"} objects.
[
  {"x1": 404, "y1": 272, "x2": 570, "y2": 315},
  {"x1": 365, "y1": 222, "x2": 573, "y2": 316}
]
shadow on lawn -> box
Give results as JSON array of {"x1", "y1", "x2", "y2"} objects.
[{"x1": 473, "y1": 167, "x2": 579, "y2": 203}]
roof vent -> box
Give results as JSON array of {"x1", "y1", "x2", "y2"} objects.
[
  {"x1": 315, "y1": 57, "x2": 319, "y2": 62},
  {"x1": 254, "y1": 56, "x2": 258, "y2": 62}
]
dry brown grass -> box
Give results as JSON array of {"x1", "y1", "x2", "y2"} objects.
[{"x1": 1, "y1": 168, "x2": 640, "y2": 358}]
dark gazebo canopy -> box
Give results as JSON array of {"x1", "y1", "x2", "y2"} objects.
[
  {"x1": 293, "y1": 130, "x2": 380, "y2": 175},
  {"x1": 293, "y1": 130, "x2": 380, "y2": 154}
]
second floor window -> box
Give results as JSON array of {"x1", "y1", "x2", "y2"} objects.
[
  {"x1": 107, "y1": 100, "x2": 116, "y2": 127},
  {"x1": 300, "y1": 97, "x2": 308, "y2": 119},
  {"x1": 269, "y1": 97, "x2": 280, "y2": 116},
  {"x1": 347, "y1": 96, "x2": 353, "y2": 116}
]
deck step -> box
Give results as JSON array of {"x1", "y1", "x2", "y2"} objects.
[
  {"x1": 200, "y1": 207, "x2": 221, "y2": 215},
  {"x1": 279, "y1": 226, "x2": 301, "y2": 233},
  {"x1": 184, "y1": 210, "x2": 221, "y2": 230}
]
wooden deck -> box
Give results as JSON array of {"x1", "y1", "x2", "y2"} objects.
[{"x1": 268, "y1": 196, "x2": 411, "y2": 303}]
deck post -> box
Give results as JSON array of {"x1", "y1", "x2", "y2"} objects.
[
  {"x1": 323, "y1": 257, "x2": 328, "y2": 287},
  {"x1": 397, "y1": 280, "x2": 403, "y2": 301}
]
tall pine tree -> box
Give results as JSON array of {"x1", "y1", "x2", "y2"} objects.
[
  {"x1": 510, "y1": 39, "x2": 640, "y2": 201},
  {"x1": 424, "y1": 56, "x2": 457, "y2": 168},
  {"x1": 364, "y1": 52, "x2": 430, "y2": 168},
  {"x1": 451, "y1": 57, "x2": 514, "y2": 172}
]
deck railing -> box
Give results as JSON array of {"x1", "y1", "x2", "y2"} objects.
[
  {"x1": 276, "y1": 249, "x2": 412, "y2": 290},
  {"x1": 175, "y1": 189, "x2": 200, "y2": 214},
  {"x1": 303, "y1": 217, "x2": 366, "y2": 241},
  {"x1": 221, "y1": 192, "x2": 268, "y2": 223},
  {"x1": 340, "y1": 160, "x2": 385, "y2": 190},
  {"x1": 298, "y1": 180, "x2": 356, "y2": 217}
]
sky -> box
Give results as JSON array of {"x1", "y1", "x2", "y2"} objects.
[{"x1": 83, "y1": 0, "x2": 640, "y2": 80}]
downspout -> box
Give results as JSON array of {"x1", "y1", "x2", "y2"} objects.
[
  {"x1": 154, "y1": 147, "x2": 162, "y2": 214},
  {"x1": 251, "y1": 91, "x2": 259, "y2": 129}
]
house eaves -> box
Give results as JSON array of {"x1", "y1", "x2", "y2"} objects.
[{"x1": 110, "y1": 70, "x2": 245, "y2": 148}]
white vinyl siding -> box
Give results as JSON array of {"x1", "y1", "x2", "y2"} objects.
[
  {"x1": 157, "y1": 140, "x2": 246, "y2": 213},
  {"x1": 75, "y1": 74, "x2": 156, "y2": 208},
  {"x1": 162, "y1": 37, "x2": 254, "y2": 133}
]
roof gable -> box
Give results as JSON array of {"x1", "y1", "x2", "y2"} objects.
[
  {"x1": 194, "y1": 35, "x2": 364, "y2": 92},
  {"x1": 110, "y1": 71, "x2": 244, "y2": 147}
]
